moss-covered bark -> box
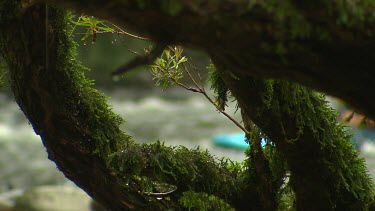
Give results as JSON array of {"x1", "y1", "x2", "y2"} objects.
[
  {"x1": 1, "y1": 0, "x2": 375, "y2": 210},
  {"x1": 213, "y1": 65, "x2": 374, "y2": 210},
  {"x1": 0, "y1": 3, "x2": 244, "y2": 210},
  {"x1": 39, "y1": 0, "x2": 375, "y2": 120}
]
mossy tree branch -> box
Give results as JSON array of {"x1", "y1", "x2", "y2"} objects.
[
  {"x1": 0, "y1": 3, "x2": 244, "y2": 210},
  {"x1": 214, "y1": 65, "x2": 374, "y2": 210},
  {"x1": 2, "y1": 0, "x2": 375, "y2": 210},
  {"x1": 36, "y1": 0, "x2": 375, "y2": 120}
]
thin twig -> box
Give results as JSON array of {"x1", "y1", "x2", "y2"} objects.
[
  {"x1": 69, "y1": 13, "x2": 85, "y2": 37},
  {"x1": 117, "y1": 34, "x2": 141, "y2": 55},
  {"x1": 113, "y1": 43, "x2": 166, "y2": 75},
  {"x1": 182, "y1": 63, "x2": 250, "y2": 135},
  {"x1": 187, "y1": 60, "x2": 205, "y2": 88},
  {"x1": 144, "y1": 186, "x2": 178, "y2": 196},
  {"x1": 111, "y1": 23, "x2": 150, "y2": 40},
  {"x1": 162, "y1": 47, "x2": 250, "y2": 134},
  {"x1": 183, "y1": 64, "x2": 201, "y2": 91},
  {"x1": 199, "y1": 85, "x2": 250, "y2": 135}
]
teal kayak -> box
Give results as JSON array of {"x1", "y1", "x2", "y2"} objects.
[{"x1": 212, "y1": 133, "x2": 266, "y2": 150}]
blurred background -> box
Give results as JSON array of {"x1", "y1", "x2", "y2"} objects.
[{"x1": 0, "y1": 28, "x2": 375, "y2": 210}]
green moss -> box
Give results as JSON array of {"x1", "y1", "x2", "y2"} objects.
[
  {"x1": 107, "y1": 143, "x2": 146, "y2": 175},
  {"x1": 106, "y1": 140, "x2": 245, "y2": 209},
  {"x1": 240, "y1": 126, "x2": 287, "y2": 209},
  {"x1": 331, "y1": 0, "x2": 375, "y2": 27},
  {"x1": 257, "y1": 0, "x2": 375, "y2": 40},
  {"x1": 50, "y1": 9, "x2": 133, "y2": 158},
  {"x1": 55, "y1": 5, "x2": 374, "y2": 208},
  {"x1": 216, "y1": 63, "x2": 374, "y2": 209},
  {"x1": 3, "y1": 2, "x2": 373, "y2": 209},
  {"x1": 179, "y1": 191, "x2": 234, "y2": 211},
  {"x1": 160, "y1": 0, "x2": 183, "y2": 16},
  {"x1": 19, "y1": 8, "x2": 245, "y2": 209},
  {"x1": 259, "y1": 1, "x2": 313, "y2": 40},
  {"x1": 108, "y1": 141, "x2": 242, "y2": 199},
  {"x1": 207, "y1": 64, "x2": 228, "y2": 111},
  {"x1": 268, "y1": 81, "x2": 374, "y2": 209}
]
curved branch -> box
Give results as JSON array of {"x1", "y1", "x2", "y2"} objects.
[
  {"x1": 3, "y1": 1, "x2": 375, "y2": 210},
  {"x1": 38, "y1": 0, "x2": 375, "y2": 119},
  {"x1": 1, "y1": 4, "x2": 242, "y2": 210}
]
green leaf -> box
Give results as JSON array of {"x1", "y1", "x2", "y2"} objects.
[
  {"x1": 96, "y1": 26, "x2": 115, "y2": 32},
  {"x1": 81, "y1": 29, "x2": 92, "y2": 41},
  {"x1": 71, "y1": 21, "x2": 91, "y2": 27}
]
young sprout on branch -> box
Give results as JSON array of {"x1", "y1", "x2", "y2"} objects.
[
  {"x1": 70, "y1": 14, "x2": 249, "y2": 135},
  {"x1": 70, "y1": 14, "x2": 149, "y2": 44},
  {"x1": 149, "y1": 46, "x2": 250, "y2": 135},
  {"x1": 70, "y1": 14, "x2": 156, "y2": 76}
]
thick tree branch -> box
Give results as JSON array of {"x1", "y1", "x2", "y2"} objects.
[
  {"x1": 213, "y1": 65, "x2": 374, "y2": 210},
  {"x1": 1, "y1": 4, "x2": 242, "y2": 210},
  {"x1": 35, "y1": 0, "x2": 375, "y2": 119},
  {"x1": 3, "y1": 1, "x2": 375, "y2": 210}
]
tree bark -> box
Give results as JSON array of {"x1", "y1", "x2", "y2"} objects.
[
  {"x1": 214, "y1": 66, "x2": 374, "y2": 210},
  {"x1": 1, "y1": 3, "x2": 242, "y2": 210},
  {"x1": 2, "y1": 1, "x2": 375, "y2": 210},
  {"x1": 37, "y1": 0, "x2": 375, "y2": 120}
]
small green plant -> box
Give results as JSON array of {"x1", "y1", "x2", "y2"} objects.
[
  {"x1": 150, "y1": 46, "x2": 249, "y2": 135},
  {"x1": 70, "y1": 14, "x2": 149, "y2": 44},
  {"x1": 70, "y1": 14, "x2": 249, "y2": 135},
  {"x1": 149, "y1": 46, "x2": 187, "y2": 90},
  {"x1": 71, "y1": 15, "x2": 114, "y2": 43}
]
